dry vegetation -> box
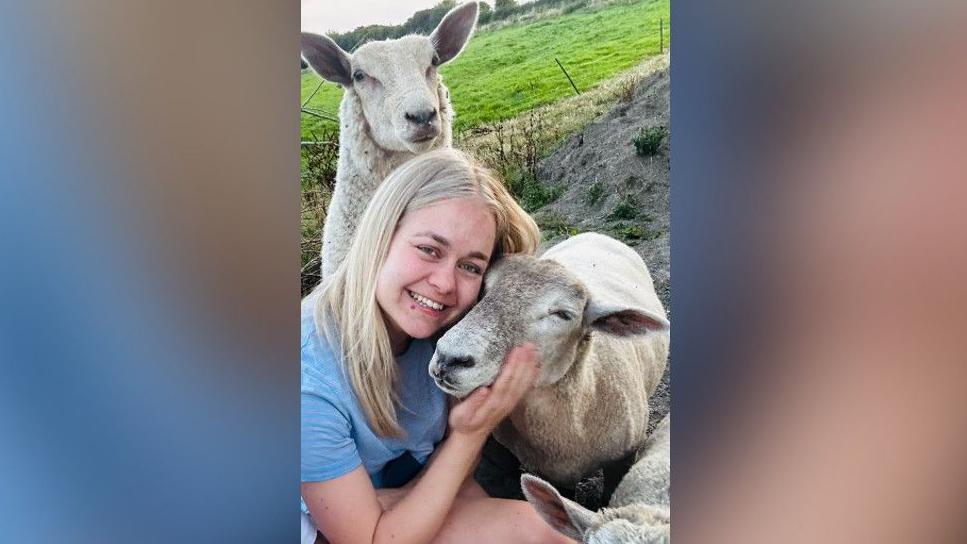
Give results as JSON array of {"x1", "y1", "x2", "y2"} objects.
[{"x1": 300, "y1": 128, "x2": 338, "y2": 295}]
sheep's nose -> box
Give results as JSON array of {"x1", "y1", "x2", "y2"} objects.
[
  {"x1": 404, "y1": 108, "x2": 437, "y2": 125},
  {"x1": 435, "y1": 354, "x2": 476, "y2": 373}
]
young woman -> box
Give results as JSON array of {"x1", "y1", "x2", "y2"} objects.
[{"x1": 301, "y1": 149, "x2": 575, "y2": 544}]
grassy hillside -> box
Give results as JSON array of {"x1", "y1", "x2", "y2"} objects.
[{"x1": 300, "y1": 0, "x2": 669, "y2": 139}]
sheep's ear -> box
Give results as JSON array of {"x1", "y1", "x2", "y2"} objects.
[
  {"x1": 481, "y1": 256, "x2": 510, "y2": 294},
  {"x1": 301, "y1": 32, "x2": 352, "y2": 87},
  {"x1": 430, "y1": 2, "x2": 479, "y2": 65},
  {"x1": 521, "y1": 474, "x2": 599, "y2": 540},
  {"x1": 584, "y1": 300, "x2": 669, "y2": 337}
]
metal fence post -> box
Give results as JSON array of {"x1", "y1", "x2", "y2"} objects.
[{"x1": 660, "y1": 18, "x2": 664, "y2": 53}]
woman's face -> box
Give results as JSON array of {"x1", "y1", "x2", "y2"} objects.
[{"x1": 375, "y1": 197, "x2": 497, "y2": 354}]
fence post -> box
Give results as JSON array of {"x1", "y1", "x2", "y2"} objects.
[
  {"x1": 555, "y1": 58, "x2": 581, "y2": 96},
  {"x1": 660, "y1": 18, "x2": 664, "y2": 53}
]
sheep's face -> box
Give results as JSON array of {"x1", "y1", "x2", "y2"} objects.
[
  {"x1": 301, "y1": 2, "x2": 478, "y2": 153},
  {"x1": 350, "y1": 37, "x2": 445, "y2": 154},
  {"x1": 430, "y1": 249, "x2": 670, "y2": 398},
  {"x1": 429, "y1": 255, "x2": 591, "y2": 398}
]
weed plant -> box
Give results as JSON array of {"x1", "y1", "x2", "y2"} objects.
[
  {"x1": 584, "y1": 180, "x2": 604, "y2": 205},
  {"x1": 537, "y1": 211, "x2": 580, "y2": 239},
  {"x1": 613, "y1": 224, "x2": 662, "y2": 242},
  {"x1": 508, "y1": 171, "x2": 564, "y2": 212},
  {"x1": 633, "y1": 125, "x2": 668, "y2": 157},
  {"x1": 609, "y1": 194, "x2": 640, "y2": 220}
]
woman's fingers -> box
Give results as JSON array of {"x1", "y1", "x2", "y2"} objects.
[
  {"x1": 487, "y1": 343, "x2": 541, "y2": 413},
  {"x1": 450, "y1": 344, "x2": 543, "y2": 436},
  {"x1": 451, "y1": 386, "x2": 489, "y2": 424}
]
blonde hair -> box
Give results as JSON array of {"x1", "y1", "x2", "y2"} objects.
[{"x1": 314, "y1": 148, "x2": 539, "y2": 437}]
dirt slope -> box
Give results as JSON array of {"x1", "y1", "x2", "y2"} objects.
[
  {"x1": 476, "y1": 66, "x2": 671, "y2": 509},
  {"x1": 536, "y1": 66, "x2": 670, "y2": 308}
]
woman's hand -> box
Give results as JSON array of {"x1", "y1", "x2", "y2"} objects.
[{"x1": 448, "y1": 343, "x2": 541, "y2": 439}]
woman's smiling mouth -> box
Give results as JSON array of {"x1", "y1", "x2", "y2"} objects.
[{"x1": 408, "y1": 289, "x2": 447, "y2": 312}]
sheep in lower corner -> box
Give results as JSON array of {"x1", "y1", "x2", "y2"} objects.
[
  {"x1": 428, "y1": 232, "x2": 669, "y2": 493},
  {"x1": 521, "y1": 413, "x2": 671, "y2": 543},
  {"x1": 300, "y1": 2, "x2": 478, "y2": 278}
]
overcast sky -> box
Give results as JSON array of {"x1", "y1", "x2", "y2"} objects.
[
  {"x1": 301, "y1": 0, "x2": 454, "y2": 34},
  {"x1": 301, "y1": 0, "x2": 533, "y2": 35}
]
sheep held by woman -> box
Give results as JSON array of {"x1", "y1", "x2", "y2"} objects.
[
  {"x1": 301, "y1": 2, "x2": 478, "y2": 278},
  {"x1": 521, "y1": 414, "x2": 671, "y2": 544},
  {"x1": 428, "y1": 232, "x2": 669, "y2": 488}
]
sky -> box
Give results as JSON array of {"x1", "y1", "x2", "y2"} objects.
[
  {"x1": 302, "y1": 0, "x2": 457, "y2": 34},
  {"x1": 301, "y1": 0, "x2": 534, "y2": 35}
]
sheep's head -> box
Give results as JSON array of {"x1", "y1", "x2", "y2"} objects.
[
  {"x1": 428, "y1": 254, "x2": 669, "y2": 398},
  {"x1": 301, "y1": 2, "x2": 478, "y2": 153},
  {"x1": 521, "y1": 474, "x2": 671, "y2": 544}
]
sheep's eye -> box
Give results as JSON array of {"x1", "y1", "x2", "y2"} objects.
[
  {"x1": 550, "y1": 310, "x2": 573, "y2": 321},
  {"x1": 352, "y1": 69, "x2": 366, "y2": 82},
  {"x1": 431, "y1": 53, "x2": 441, "y2": 66}
]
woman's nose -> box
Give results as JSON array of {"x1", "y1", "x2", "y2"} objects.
[{"x1": 427, "y1": 264, "x2": 455, "y2": 294}]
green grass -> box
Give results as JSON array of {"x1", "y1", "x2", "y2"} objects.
[{"x1": 301, "y1": 0, "x2": 669, "y2": 139}]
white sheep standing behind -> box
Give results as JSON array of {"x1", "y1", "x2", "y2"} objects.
[
  {"x1": 300, "y1": 2, "x2": 478, "y2": 278},
  {"x1": 521, "y1": 414, "x2": 671, "y2": 544},
  {"x1": 428, "y1": 232, "x2": 670, "y2": 488}
]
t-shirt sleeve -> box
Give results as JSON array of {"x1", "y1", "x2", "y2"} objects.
[{"x1": 301, "y1": 389, "x2": 362, "y2": 482}]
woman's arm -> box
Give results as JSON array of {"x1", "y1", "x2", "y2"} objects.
[
  {"x1": 302, "y1": 345, "x2": 540, "y2": 544},
  {"x1": 374, "y1": 458, "x2": 487, "y2": 511}
]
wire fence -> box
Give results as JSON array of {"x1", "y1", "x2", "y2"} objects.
[{"x1": 300, "y1": 18, "x2": 668, "y2": 147}]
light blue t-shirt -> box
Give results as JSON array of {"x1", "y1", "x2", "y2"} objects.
[{"x1": 300, "y1": 294, "x2": 448, "y2": 513}]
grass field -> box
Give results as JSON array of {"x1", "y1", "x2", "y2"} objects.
[{"x1": 300, "y1": 0, "x2": 669, "y2": 140}]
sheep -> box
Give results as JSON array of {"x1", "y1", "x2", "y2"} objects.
[
  {"x1": 300, "y1": 2, "x2": 478, "y2": 278},
  {"x1": 428, "y1": 232, "x2": 669, "y2": 489},
  {"x1": 520, "y1": 414, "x2": 671, "y2": 544}
]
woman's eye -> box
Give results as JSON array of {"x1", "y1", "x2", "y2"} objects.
[
  {"x1": 417, "y1": 245, "x2": 438, "y2": 257},
  {"x1": 352, "y1": 69, "x2": 366, "y2": 82},
  {"x1": 550, "y1": 310, "x2": 573, "y2": 321},
  {"x1": 459, "y1": 263, "x2": 483, "y2": 275}
]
